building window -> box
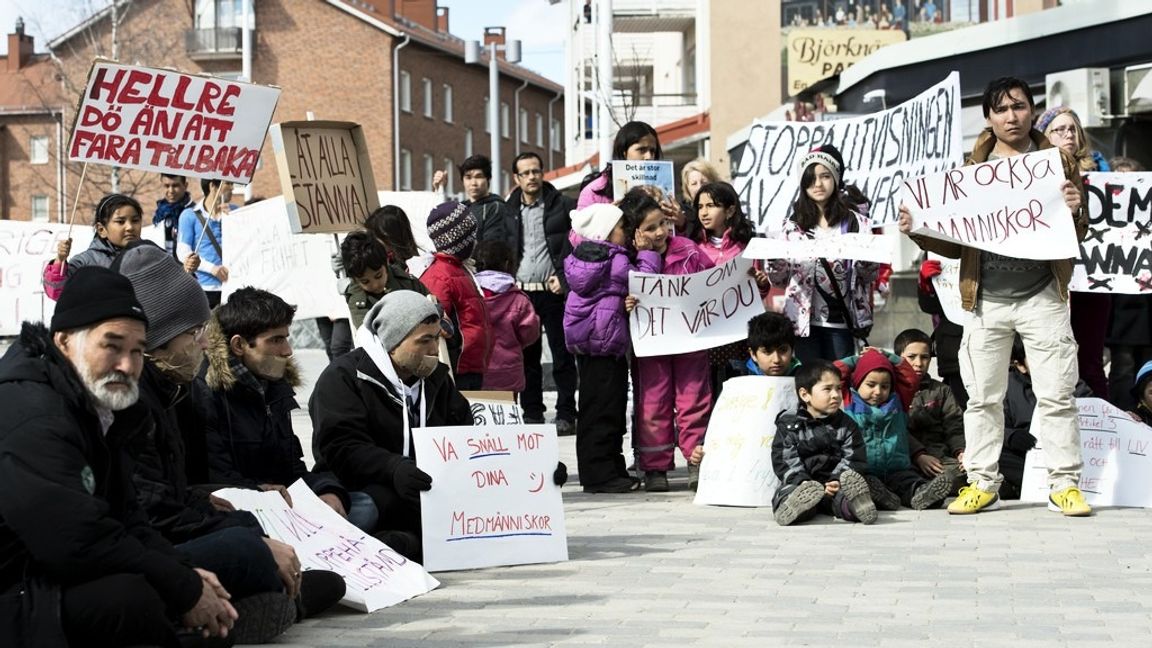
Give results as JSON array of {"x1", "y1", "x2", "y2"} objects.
[
  {"x1": 465, "y1": 128, "x2": 473, "y2": 158},
  {"x1": 443, "y1": 158, "x2": 455, "y2": 195},
  {"x1": 194, "y1": 0, "x2": 254, "y2": 29},
  {"x1": 483, "y1": 97, "x2": 490, "y2": 133},
  {"x1": 399, "y1": 71, "x2": 412, "y2": 113},
  {"x1": 550, "y1": 118, "x2": 561, "y2": 152},
  {"x1": 31, "y1": 195, "x2": 50, "y2": 222},
  {"x1": 535, "y1": 114, "x2": 544, "y2": 147},
  {"x1": 30, "y1": 136, "x2": 50, "y2": 164},
  {"x1": 423, "y1": 154, "x2": 435, "y2": 190},
  {"x1": 443, "y1": 84, "x2": 453, "y2": 123},
  {"x1": 501, "y1": 102, "x2": 510, "y2": 139},
  {"x1": 519, "y1": 109, "x2": 528, "y2": 143},
  {"x1": 400, "y1": 149, "x2": 412, "y2": 190},
  {"x1": 422, "y1": 78, "x2": 433, "y2": 118}
]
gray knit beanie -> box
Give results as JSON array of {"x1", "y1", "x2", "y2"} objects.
[
  {"x1": 115, "y1": 241, "x2": 211, "y2": 350},
  {"x1": 363, "y1": 290, "x2": 440, "y2": 351}
]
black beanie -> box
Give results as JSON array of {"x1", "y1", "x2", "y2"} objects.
[{"x1": 50, "y1": 266, "x2": 149, "y2": 333}]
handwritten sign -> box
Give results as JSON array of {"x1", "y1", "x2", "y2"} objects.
[
  {"x1": 611, "y1": 160, "x2": 675, "y2": 201},
  {"x1": 458, "y1": 393, "x2": 525, "y2": 426},
  {"x1": 413, "y1": 424, "x2": 568, "y2": 572},
  {"x1": 742, "y1": 232, "x2": 896, "y2": 264},
  {"x1": 1019, "y1": 398, "x2": 1152, "y2": 508},
  {"x1": 215, "y1": 481, "x2": 440, "y2": 612},
  {"x1": 1071, "y1": 172, "x2": 1152, "y2": 293},
  {"x1": 271, "y1": 121, "x2": 381, "y2": 234},
  {"x1": 694, "y1": 376, "x2": 799, "y2": 507},
  {"x1": 221, "y1": 197, "x2": 351, "y2": 320},
  {"x1": 730, "y1": 72, "x2": 961, "y2": 230},
  {"x1": 629, "y1": 257, "x2": 764, "y2": 358},
  {"x1": 68, "y1": 61, "x2": 280, "y2": 183},
  {"x1": 786, "y1": 29, "x2": 907, "y2": 94},
  {"x1": 929, "y1": 255, "x2": 972, "y2": 326},
  {"x1": 902, "y1": 147, "x2": 1079, "y2": 260}
]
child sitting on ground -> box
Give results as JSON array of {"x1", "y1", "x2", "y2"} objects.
[
  {"x1": 473, "y1": 240, "x2": 541, "y2": 394},
  {"x1": 1134, "y1": 361, "x2": 1152, "y2": 426},
  {"x1": 340, "y1": 230, "x2": 429, "y2": 329},
  {"x1": 835, "y1": 349, "x2": 954, "y2": 511},
  {"x1": 895, "y1": 328, "x2": 966, "y2": 494},
  {"x1": 771, "y1": 361, "x2": 877, "y2": 526}
]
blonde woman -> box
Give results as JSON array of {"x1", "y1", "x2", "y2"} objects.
[{"x1": 679, "y1": 158, "x2": 720, "y2": 240}]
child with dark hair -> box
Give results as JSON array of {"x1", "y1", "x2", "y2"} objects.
[
  {"x1": 43, "y1": 194, "x2": 145, "y2": 300},
  {"x1": 771, "y1": 361, "x2": 876, "y2": 526},
  {"x1": 578, "y1": 121, "x2": 662, "y2": 208},
  {"x1": 895, "y1": 328, "x2": 965, "y2": 494},
  {"x1": 365, "y1": 205, "x2": 423, "y2": 263},
  {"x1": 340, "y1": 231, "x2": 429, "y2": 330},
  {"x1": 732, "y1": 311, "x2": 801, "y2": 378},
  {"x1": 1133, "y1": 361, "x2": 1152, "y2": 427},
  {"x1": 473, "y1": 240, "x2": 541, "y2": 393}
]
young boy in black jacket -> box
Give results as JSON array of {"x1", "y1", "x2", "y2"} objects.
[{"x1": 771, "y1": 361, "x2": 877, "y2": 526}]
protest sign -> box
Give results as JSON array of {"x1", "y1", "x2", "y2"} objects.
[
  {"x1": 68, "y1": 61, "x2": 280, "y2": 183},
  {"x1": 730, "y1": 72, "x2": 961, "y2": 230},
  {"x1": 742, "y1": 232, "x2": 897, "y2": 264},
  {"x1": 459, "y1": 392, "x2": 525, "y2": 426},
  {"x1": 786, "y1": 29, "x2": 907, "y2": 94},
  {"x1": 929, "y1": 255, "x2": 971, "y2": 326},
  {"x1": 1071, "y1": 172, "x2": 1152, "y2": 293},
  {"x1": 270, "y1": 121, "x2": 381, "y2": 234},
  {"x1": 215, "y1": 481, "x2": 440, "y2": 612},
  {"x1": 694, "y1": 376, "x2": 799, "y2": 507},
  {"x1": 629, "y1": 257, "x2": 764, "y2": 358},
  {"x1": 1019, "y1": 398, "x2": 1152, "y2": 508},
  {"x1": 221, "y1": 197, "x2": 350, "y2": 320},
  {"x1": 902, "y1": 147, "x2": 1079, "y2": 260},
  {"x1": 414, "y1": 423, "x2": 568, "y2": 572},
  {"x1": 611, "y1": 160, "x2": 675, "y2": 202}
]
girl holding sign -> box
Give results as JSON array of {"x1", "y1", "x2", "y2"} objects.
[
  {"x1": 43, "y1": 194, "x2": 145, "y2": 301},
  {"x1": 768, "y1": 146, "x2": 878, "y2": 363}
]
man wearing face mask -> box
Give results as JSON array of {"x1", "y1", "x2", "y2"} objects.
[{"x1": 310, "y1": 290, "x2": 476, "y2": 559}]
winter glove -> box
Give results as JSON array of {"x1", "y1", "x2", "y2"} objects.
[
  {"x1": 1005, "y1": 429, "x2": 1037, "y2": 455},
  {"x1": 553, "y1": 462, "x2": 568, "y2": 486},
  {"x1": 393, "y1": 459, "x2": 433, "y2": 503},
  {"x1": 918, "y1": 259, "x2": 942, "y2": 295}
]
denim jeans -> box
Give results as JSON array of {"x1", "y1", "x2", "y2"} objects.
[
  {"x1": 347, "y1": 490, "x2": 379, "y2": 532},
  {"x1": 177, "y1": 526, "x2": 282, "y2": 599}
]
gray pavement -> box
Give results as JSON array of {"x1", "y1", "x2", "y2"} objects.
[{"x1": 274, "y1": 349, "x2": 1152, "y2": 647}]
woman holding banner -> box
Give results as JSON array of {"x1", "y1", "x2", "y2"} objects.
[{"x1": 767, "y1": 145, "x2": 878, "y2": 363}]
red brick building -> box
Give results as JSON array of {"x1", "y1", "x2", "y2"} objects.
[{"x1": 0, "y1": 0, "x2": 563, "y2": 224}]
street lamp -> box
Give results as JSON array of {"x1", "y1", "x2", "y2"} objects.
[{"x1": 465, "y1": 29, "x2": 521, "y2": 195}]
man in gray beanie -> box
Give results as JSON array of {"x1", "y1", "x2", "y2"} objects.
[{"x1": 310, "y1": 290, "x2": 474, "y2": 559}]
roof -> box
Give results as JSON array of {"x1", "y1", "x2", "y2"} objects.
[{"x1": 0, "y1": 52, "x2": 64, "y2": 114}]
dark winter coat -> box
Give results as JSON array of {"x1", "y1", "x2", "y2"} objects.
[
  {"x1": 1107, "y1": 295, "x2": 1152, "y2": 347},
  {"x1": 917, "y1": 289, "x2": 962, "y2": 377},
  {"x1": 0, "y1": 324, "x2": 201, "y2": 645},
  {"x1": 772, "y1": 406, "x2": 869, "y2": 487},
  {"x1": 563, "y1": 238, "x2": 662, "y2": 358},
  {"x1": 503, "y1": 183, "x2": 577, "y2": 287},
  {"x1": 344, "y1": 263, "x2": 430, "y2": 330},
  {"x1": 470, "y1": 193, "x2": 518, "y2": 251},
  {"x1": 907, "y1": 376, "x2": 965, "y2": 460}
]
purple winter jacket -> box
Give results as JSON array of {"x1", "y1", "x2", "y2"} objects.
[{"x1": 564, "y1": 237, "x2": 663, "y2": 358}]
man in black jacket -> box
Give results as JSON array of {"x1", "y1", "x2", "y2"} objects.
[
  {"x1": 500, "y1": 153, "x2": 578, "y2": 433},
  {"x1": 0, "y1": 267, "x2": 235, "y2": 647}
]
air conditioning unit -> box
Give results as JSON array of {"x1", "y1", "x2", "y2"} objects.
[
  {"x1": 1045, "y1": 68, "x2": 1110, "y2": 128},
  {"x1": 1124, "y1": 63, "x2": 1152, "y2": 115}
]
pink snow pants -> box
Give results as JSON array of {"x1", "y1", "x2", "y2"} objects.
[{"x1": 633, "y1": 350, "x2": 713, "y2": 471}]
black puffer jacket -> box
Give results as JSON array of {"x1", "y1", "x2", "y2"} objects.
[
  {"x1": 0, "y1": 323, "x2": 201, "y2": 644},
  {"x1": 470, "y1": 193, "x2": 518, "y2": 251},
  {"x1": 772, "y1": 406, "x2": 869, "y2": 486}
]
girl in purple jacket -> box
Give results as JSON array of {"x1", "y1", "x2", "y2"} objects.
[{"x1": 564, "y1": 198, "x2": 664, "y2": 493}]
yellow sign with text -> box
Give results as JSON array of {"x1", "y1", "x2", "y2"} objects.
[{"x1": 786, "y1": 29, "x2": 907, "y2": 94}]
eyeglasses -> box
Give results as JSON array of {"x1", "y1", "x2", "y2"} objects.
[
  {"x1": 1048, "y1": 126, "x2": 1076, "y2": 138},
  {"x1": 516, "y1": 169, "x2": 543, "y2": 178}
]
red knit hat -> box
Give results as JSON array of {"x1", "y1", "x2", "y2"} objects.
[{"x1": 852, "y1": 350, "x2": 894, "y2": 389}]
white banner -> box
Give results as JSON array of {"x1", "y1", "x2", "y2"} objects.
[
  {"x1": 903, "y1": 147, "x2": 1079, "y2": 260},
  {"x1": 929, "y1": 255, "x2": 971, "y2": 326},
  {"x1": 742, "y1": 232, "x2": 897, "y2": 264},
  {"x1": 1071, "y1": 172, "x2": 1152, "y2": 293},
  {"x1": 629, "y1": 257, "x2": 764, "y2": 358},
  {"x1": 221, "y1": 197, "x2": 350, "y2": 320},
  {"x1": 1020, "y1": 398, "x2": 1152, "y2": 508},
  {"x1": 68, "y1": 61, "x2": 280, "y2": 183},
  {"x1": 414, "y1": 424, "x2": 568, "y2": 572},
  {"x1": 694, "y1": 376, "x2": 799, "y2": 507},
  {"x1": 730, "y1": 72, "x2": 962, "y2": 230},
  {"x1": 215, "y1": 481, "x2": 440, "y2": 612}
]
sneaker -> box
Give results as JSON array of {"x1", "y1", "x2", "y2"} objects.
[
  {"x1": 773, "y1": 480, "x2": 824, "y2": 526},
  {"x1": 947, "y1": 484, "x2": 1001, "y2": 515},
  {"x1": 555, "y1": 419, "x2": 576, "y2": 436},
  {"x1": 1048, "y1": 486, "x2": 1092, "y2": 517},
  {"x1": 644, "y1": 470, "x2": 669, "y2": 493},
  {"x1": 864, "y1": 475, "x2": 902, "y2": 510},
  {"x1": 582, "y1": 476, "x2": 640, "y2": 493},
  {"x1": 839, "y1": 469, "x2": 878, "y2": 525},
  {"x1": 296, "y1": 569, "x2": 346, "y2": 620},
  {"x1": 230, "y1": 591, "x2": 296, "y2": 645},
  {"x1": 910, "y1": 471, "x2": 955, "y2": 510},
  {"x1": 687, "y1": 464, "x2": 700, "y2": 492}
]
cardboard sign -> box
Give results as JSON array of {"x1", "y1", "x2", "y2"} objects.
[
  {"x1": 611, "y1": 160, "x2": 675, "y2": 202},
  {"x1": 731, "y1": 72, "x2": 962, "y2": 230},
  {"x1": 742, "y1": 232, "x2": 896, "y2": 264},
  {"x1": 902, "y1": 147, "x2": 1079, "y2": 260},
  {"x1": 458, "y1": 393, "x2": 525, "y2": 426},
  {"x1": 1019, "y1": 398, "x2": 1152, "y2": 508},
  {"x1": 1071, "y1": 172, "x2": 1152, "y2": 293},
  {"x1": 694, "y1": 376, "x2": 799, "y2": 507},
  {"x1": 221, "y1": 197, "x2": 351, "y2": 320},
  {"x1": 629, "y1": 257, "x2": 764, "y2": 358},
  {"x1": 413, "y1": 424, "x2": 568, "y2": 572},
  {"x1": 270, "y1": 122, "x2": 381, "y2": 234},
  {"x1": 68, "y1": 61, "x2": 280, "y2": 183},
  {"x1": 786, "y1": 29, "x2": 907, "y2": 94},
  {"x1": 929, "y1": 255, "x2": 972, "y2": 326},
  {"x1": 215, "y1": 481, "x2": 440, "y2": 612}
]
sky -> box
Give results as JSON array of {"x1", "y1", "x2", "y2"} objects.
[{"x1": 0, "y1": 0, "x2": 569, "y2": 84}]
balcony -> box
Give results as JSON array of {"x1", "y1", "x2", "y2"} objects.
[{"x1": 185, "y1": 27, "x2": 245, "y2": 61}]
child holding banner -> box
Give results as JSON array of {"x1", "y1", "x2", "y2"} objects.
[
  {"x1": 43, "y1": 194, "x2": 145, "y2": 300},
  {"x1": 564, "y1": 202, "x2": 662, "y2": 493}
]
